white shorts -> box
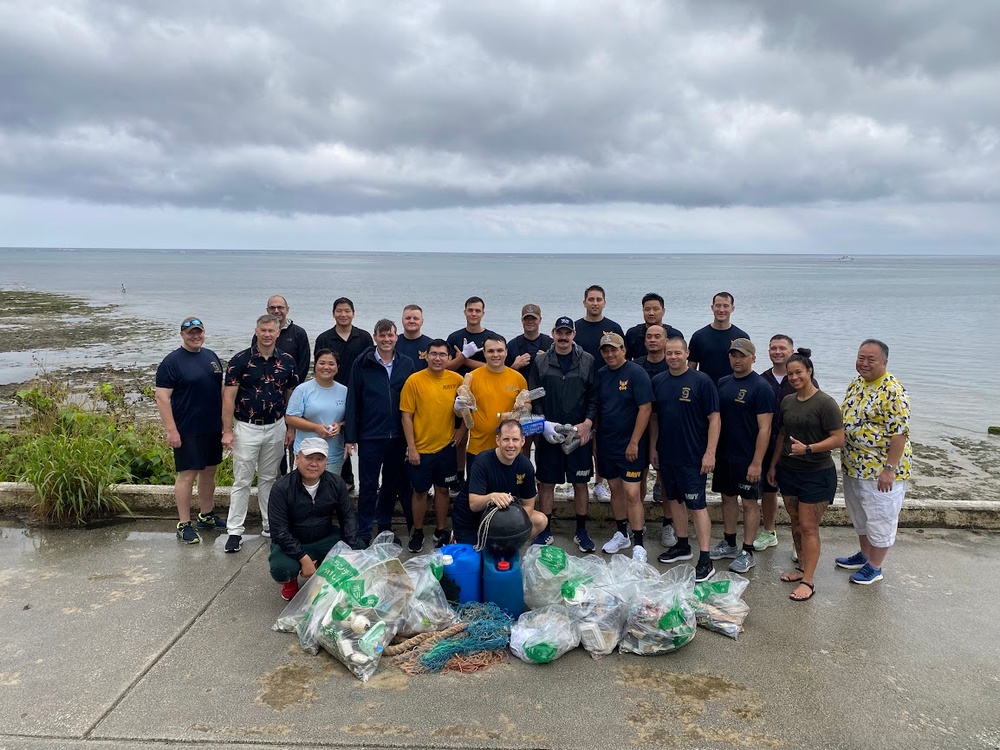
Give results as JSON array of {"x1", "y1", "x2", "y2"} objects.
[{"x1": 842, "y1": 475, "x2": 907, "y2": 548}]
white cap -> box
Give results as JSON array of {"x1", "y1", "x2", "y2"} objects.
[{"x1": 298, "y1": 437, "x2": 329, "y2": 458}]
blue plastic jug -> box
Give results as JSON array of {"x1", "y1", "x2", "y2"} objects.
[
  {"x1": 482, "y1": 551, "x2": 525, "y2": 619},
  {"x1": 440, "y1": 543, "x2": 482, "y2": 604}
]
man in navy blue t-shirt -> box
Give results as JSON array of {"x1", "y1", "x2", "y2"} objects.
[
  {"x1": 709, "y1": 339, "x2": 775, "y2": 574},
  {"x1": 155, "y1": 316, "x2": 225, "y2": 544},
  {"x1": 649, "y1": 335, "x2": 720, "y2": 582},
  {"x1": 688, "y1": 292, "x2": 751, "y2": 384},
  {"x1": 594, "y1": 333, "x2": 653, "y2": 562}
]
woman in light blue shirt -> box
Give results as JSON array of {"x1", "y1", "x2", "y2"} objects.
[{"x1": 285, "y1": 349, "x2": 348, "y2": 474}]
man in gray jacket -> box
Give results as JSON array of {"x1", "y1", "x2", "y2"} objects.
[{"x1": 528, "y1": 316, "x2": 599, "y2": 552}]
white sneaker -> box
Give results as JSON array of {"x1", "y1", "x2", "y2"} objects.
[
  {"x1": 632, "y1": 545, "x2": 647, "y2": 564},
  {"x1": 594, "y1": 483, "x2": 611, "y2": 503},
  {"x1": 602, "y1": 531, "x2": 631, "y2": 554},
  {"x1": 660, "y1": 525, "x2": 677, "y2": 548},
  {"x1": 261, "y1": 529, "x2": 271, "y2": 538}
]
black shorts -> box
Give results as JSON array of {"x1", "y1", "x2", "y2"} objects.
[
  {"x1": 173, "y1": 432, "x2": 223, "y2": 473},
  {"x1": 776, "y1": 464, "x2": 837, "y2": 504},
  {"x1": 535, "y1": 439, "x2": 594, "y2": 485},
  {"x1": 597, "y1": 451, "x2": 647, "y2": 483},
  {"x1": 407, "y1": 445, "x2": 458, "y2": 493},
  {"x1": 761, "y1": 441, "x2": 779, "y2": 493},
  {"x1": 711, "y1": 460, "x2": 762, "y2": 500},
  {"x1": 660, "y1": 464, "x2": 707, "y2": 510}
]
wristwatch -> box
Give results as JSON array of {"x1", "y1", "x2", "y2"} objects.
[
  {"x1": 805, "y1": 444, "x2": 812, "y2": 455},
  {"x1": 882, "y1": 463, "x2": 896, "y2": 472}
]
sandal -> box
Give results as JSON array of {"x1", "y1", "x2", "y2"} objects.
[
  {"x1": 789, "y1": 581, "x2": 815, "y2": 601},
  {"x1": 780, "y1": 567, "x2": 804, "y2": 583}
]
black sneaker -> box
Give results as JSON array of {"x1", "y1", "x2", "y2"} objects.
[
  {"x1": 176, "y1": 522, "x2": 201, "y2": 544},
  {"x1": 224, "y1": 534, "x2": 243, "y2": 553},
  {"x1": 196, "y1": 511, "x2": 226, "y2": 531},
  {"x1": 658, "y1": 544, "x2": 693, "y2": 564},
  {"x1": 408, "y1": 530, "x2": 425, "y2": 553},
  {"x1": 433, "y1": 528, "x2": 450, "y2": 548},
  {"x1": 695, "y1": 559, "x2": 716, "y2": 582}
]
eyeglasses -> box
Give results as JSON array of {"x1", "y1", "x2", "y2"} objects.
[
  {"x1": 181, "y1": 319, "x2": 204, "y2": 330},
  {"x1": 267, "y1": 305, "x2": 287, "y2": 311}
]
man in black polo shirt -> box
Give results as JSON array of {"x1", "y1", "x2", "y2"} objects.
[
  {"x1": 314, "y1": 297, "x2": 373, "y2": 491},
  {"x1": 154, "y1": 316, "x2": 226, "y2": 544},
  {"x1": 624, "y1": 293, "x2": 684, "y2": 360},
  {"x1": 223, "y1": 314, "x2": 300, "y2": 553},
  {"x1": 709, "y1": 338, "x2": 775, "y2": 574},
  {"x1": 506, "y1": 303, "x2": 553, "y2": 373}
]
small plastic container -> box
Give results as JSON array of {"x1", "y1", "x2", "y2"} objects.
[
  {"x1": 483, "y1": 552, "x2": 525, "y2": 618},
  {"x1": 439, "y1": 544, "x2": 482, "y2": 604}
]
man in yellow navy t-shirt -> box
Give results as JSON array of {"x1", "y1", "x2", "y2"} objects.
[
  {"x1": 400, "y1": 339, "x2": 466, "y2": 552},
  {"x1": 837, "y1": 338, "x2": 913, "y2": 585}
]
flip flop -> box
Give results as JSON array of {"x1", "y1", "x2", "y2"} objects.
[
  {"x1": 780, "y1": 567, "x2": 805, "y2": 583},
  {"x1": 789, "y1": 581, "x2": 815, "y2": 601}
]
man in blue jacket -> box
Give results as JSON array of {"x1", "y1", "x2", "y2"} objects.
[
  {"x1": 344, "y1": 319, "x2": 416, "y2": 545},
  {"x1": 268, "y1": 437, "x2": 360, "y2": 601}
]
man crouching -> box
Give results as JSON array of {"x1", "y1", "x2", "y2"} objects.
[{"x1": 268, "y1": 437, "x2": 361, "y2": 601}]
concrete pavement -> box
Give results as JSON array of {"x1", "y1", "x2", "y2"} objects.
[{"x1": 1, "y1": 519, "x2": 999, "y2": 750}]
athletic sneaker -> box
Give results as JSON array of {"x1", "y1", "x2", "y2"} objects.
[
  {"x1": 224, "y1": 534, "x2": 242, "y2": 553},
  {"x1": 660, "y1": 524, "x2": 677, "y2": 548},
  {"x1": 632, "y1": 545, "x2": 648, "y2": 564},
  {"x1": 261, "y1": 529, "x2": 271, "y2": 539},
  {"x1": 176, "y1": 522, "x2": 201, "y2": 544},
  {"x1": 408, "y1": 529, "x2": 425, "y2": 553},
  {"x1": 658, "y1": 544, "x2": 693, "y2": 564},
  {"x1": 602, "y1": 531, "x2": 631, "y2": 554},
  {"x1": 753, "y1": 529, "x2": 778, "y2": 550},
  {"x1": 709, "y1": 540, "x2": 740, "y2": 560},
  {"x1": 695, "y1": 560, "x2": 716, "y2": 582},
  {"x1": 594, "y1": 483, "x2": 612, "y2": 503},
  {"x1": 652, "y1": 481, "x2": 662, "y2": 503},
  {"x1": 532, "y1": 529, "x2": 554, "y2": 546},
  {"x1": 196, "y1": 511, "x2": 226, "y2": 531},
  {"x1": 729, "y1": 550, "x2": 756, "y2": 573},
  {"x1": 280, "y1": 579, "x2": 299, "y2": 601},
  {"x1": 836, "y1": 551, "x2": 868, "y2": 570},
  {"x1": 574, "y1": 529, "x2": 596, "y2": 553},
  {"x1": 850, "y1": 563, "x2": 883, "y2": 585},
  {"x1": 433, "y1": 528, "x2": 450, "y2": 548}
]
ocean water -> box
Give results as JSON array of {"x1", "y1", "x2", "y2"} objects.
[{"x1": 3, "y1": 248, "x2": 998, "y2": 440}]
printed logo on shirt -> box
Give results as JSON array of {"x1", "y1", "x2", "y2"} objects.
[
  {"x1": 619, "y1": 380, "x2": 629, "y2": 391},
  {"x1": 211, "y1": 361, "x2": 222, "y2": 373},
  {"x1": 735, "y1": 389, "x2": 747, "y2": 404},
  {"x1": 419, "y1": 350, "x2": 427, "y2": 360},
  {"x1": 443, "y1": 383, "x2": 458, "y2": 390},
  {"x1": 516, "y1": 473, "x2": 525, "y2": 485},
  {"x1": 625, "y1": 470, "x2": 642, "y2": 479},
  {"x1": 504, "y1": 385, "x2": 521, "y2": 391},
  {"x1": 680, "y1": 387, "x2": 691, "y2": 402}
]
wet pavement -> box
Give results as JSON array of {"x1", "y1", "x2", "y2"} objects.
[{"x1": 1, "y1": 519, "x2": 999, "y2": 750}]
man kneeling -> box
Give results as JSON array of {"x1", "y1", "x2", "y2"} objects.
[
  {"x1": 268, "y1": 437, "x2": 360, "y2": 600},
  {"x1": 452, "y1": 420, "x2": 547, "y2": 545}
]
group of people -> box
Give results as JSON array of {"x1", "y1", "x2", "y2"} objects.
[{"x1": 155, "y1": 288, "x2": 911, "y2": 602}]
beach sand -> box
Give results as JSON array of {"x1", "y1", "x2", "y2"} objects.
[{"x1": 2, "y1": 289, "x2": 998, "y2": 502}]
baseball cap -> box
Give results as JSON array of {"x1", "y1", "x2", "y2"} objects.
[
  {"x1": 728, "y1": 338, "x2": 756, "y2": 356},
  {"x1": 298, "y1": 437, "x2": 329, "y2": 458},
  {"x1": 598, "y1": 332, "x2": 625, "y2": 349},
  {"x1": 180, "y1": 316, "x2": 204, "y2": 332},
  {"x1": 521, "y1": 304, "x2": 542, "y2": 319},
  {"x1": 554, "y1": 316, "x2": 575, "y2": 331}
]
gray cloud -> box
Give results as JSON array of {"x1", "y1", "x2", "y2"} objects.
[{"x1": 0, "y1": 0, "x2": 998, "y2": 218}]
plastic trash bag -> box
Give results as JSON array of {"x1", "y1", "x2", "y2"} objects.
[
  {"x1": 456, "y1": 374, "x2": 476, "y2": 429},
  {"x1": 619, "y1": 565, "x2": 696, "y2": 655},
  {"x1": 561, "y1": 581, "x2": 626, "y2": 659},
  {"x1": 400, "y1": 552, "x2": 460, "y2": 636},
  {"x1": 523, "y1": 545, "x2": 609, "y2": 610},
  {"x1": 690, "y1": 571, "x2": 750, "y2": 640},
  {"x1": 606, "y1": 552, "x2": 661, "y2": 603},
  {"x1": 510, "y1": 605, "x2": 580, "y2": 664}
]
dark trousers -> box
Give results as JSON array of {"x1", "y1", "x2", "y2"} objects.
[
  {"x1": 357, "y1": 436, "x2": 410, "y2": 541},
  {"x1": 268, "y1": 531, "x2": 341, "y2": 582}
]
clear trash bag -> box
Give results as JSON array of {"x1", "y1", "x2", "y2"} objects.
[
  {"x1": 689, "y1": 571, "x2": 750, "y2": 640},
  {"x1": 510, "y1": 604, "x2": 580, "y2": 664},
  {"x1": 400, "y1": 552, "x2": 460, "y2": 636},
  {"x1": 619, "y1": 565, "x2": 697, "y2": 655}
]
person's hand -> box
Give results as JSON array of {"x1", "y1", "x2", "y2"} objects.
[
  {"x1": 877, "y1": 466, "x2": 896, "y2": 492},
  {"x1": 407, "y1": 446, "x2": 420, "y2": 465},
  {"x1": 454, "y1": 395, "x2": 473, "y2": 414},
  {"x1": 222, "y1": 430, "x2": 234, "y2": 450},
  {"x1": 461, "y1": 340, "x2": 482, "y2": 359},
  {"x1": 450, "y1": 427, "x2": 467, "y2": 447},
  {"x1": 789, "y1": 436, "x2": 808, "y2": 456},
  {"x1": 650, "y1": 447, "x2": 659, "y2": 470},
  {"x1": 766, "y1": 467, "x2": 777, "y2": 488},
  {"x1": 700, "y1": 451, "x2": 715, "y2": 475},
  {"x1": 284, "y1": 428, "x2": 295, "y2": 448},
  {"x1": 574, "y1": 421, "x2": 592, "y2": 446},
  {"x1": 512, "y1": 353, "x2": 530, "y2": 370},
  {"x1": 747, "y1": 461, "x2": 762, "y2": 484},
  {"x1": 543, "y1": 421, "x2": 565, "y2": 444},
  {"x1": 491, "y1": 492, "x2": 514, "y2": 509},
  {"x1": 626, "y1": 440, "x2": 639, "y2": 462},
  {"x1": 300, "y1": 555, "x2": 317, "y2": 578},
  {"x1": 166, "y1": 427, "x2": 182, "y2": 449},
  {"x1": 344, "y1": 443, "x2": 355, "y2": 457}
]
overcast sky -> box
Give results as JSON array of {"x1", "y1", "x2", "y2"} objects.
[{"x1": 2, "y1": 1, "x2": 998, "y2": 254}]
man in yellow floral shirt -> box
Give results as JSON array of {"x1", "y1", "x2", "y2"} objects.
[{"x1": 836, "y1": 339, "x2": 912, "y2": 585}]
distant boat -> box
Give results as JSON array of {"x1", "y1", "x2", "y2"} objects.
[{"x1": 837, "y1": 255, "x2": 855, "y2": 262}]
